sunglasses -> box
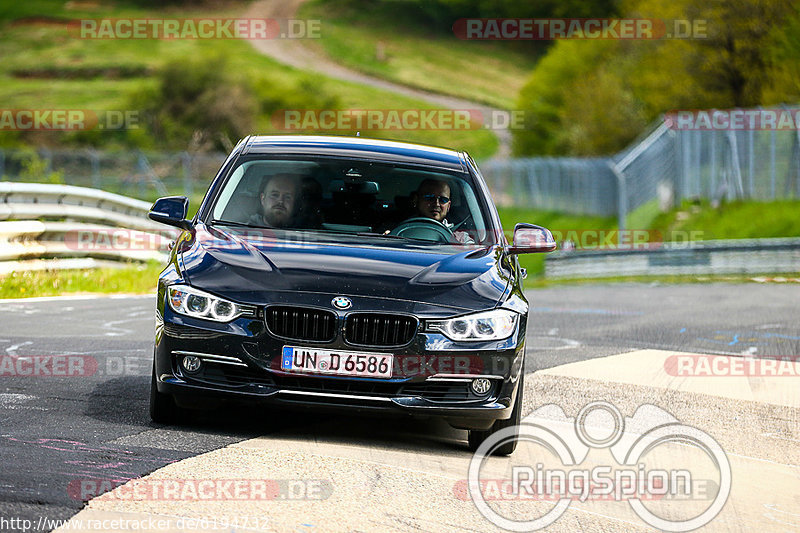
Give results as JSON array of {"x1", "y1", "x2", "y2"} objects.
[{"x1": 422, "y1": 194, "x2": 451, "y2": 205}]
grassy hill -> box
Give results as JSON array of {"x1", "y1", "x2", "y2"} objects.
[
  {"x1": 0, "y1": 0, "x2": 498, "y2": 158},
  {"x1": 298, "y1": 0, "x2": 540, "y2": 110}
]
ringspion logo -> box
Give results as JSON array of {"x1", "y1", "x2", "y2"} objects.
[{"x1": 466, "y1": 401, "x2": 730, "y2": 531}]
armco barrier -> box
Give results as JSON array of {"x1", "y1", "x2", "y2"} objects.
[
  {"x1": 545, "y1": 238, "x2": 800, "y2": 278},
  {"x1": 0, "y1": 182, "x2": 175, "y2": 273}
]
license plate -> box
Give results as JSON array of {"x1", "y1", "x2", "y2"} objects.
[{"x1": 281, "y1": 346, "x2": 393, "y2": 378}]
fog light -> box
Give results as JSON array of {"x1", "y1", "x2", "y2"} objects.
[
  {"x1": 182, "y1": 355, "x2": 202, "y2": 373},
  {"x1": 471, "y1": 378, "x2": 492, "y2": 396}
]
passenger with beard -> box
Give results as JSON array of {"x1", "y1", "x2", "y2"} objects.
[{"x1": 249, "y1": 174, "x2": 299, "y2": 228}]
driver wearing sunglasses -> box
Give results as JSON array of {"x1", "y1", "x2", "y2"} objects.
[
  {"x1": 408, "y1": 179, "x2": 473, "y2": 243},
  {"x1": 413, "y1": 179, "x2": 452, "y2": 222}
]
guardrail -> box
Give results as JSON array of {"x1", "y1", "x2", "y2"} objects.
[
  {"x1": 545, "y1": 238, "x2": 800, "y2": 279},
  {"x1": 0, "y1": 182, "x2": 176, "y2": 274}
]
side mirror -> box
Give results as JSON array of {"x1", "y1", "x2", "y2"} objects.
[
  {"x1": 149, "y1": 196, "x2": 192, "y2": 230},
  {"x1": 507, "y1": 223, "x2": 556, "y2": 254}
]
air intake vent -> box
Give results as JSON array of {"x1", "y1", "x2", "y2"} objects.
[
  {"x1": 400, "y1": 381, "x2": 496, "y2": 402},
  {"x1": 266, "y1": 306, "x2": 337, "y2": 342},
  {"x1": 273, "y1": 375, "x2": 402, "y2": 397},
  {"x1": 344, "y1": 313, "x2": 417, "y2": 346}
]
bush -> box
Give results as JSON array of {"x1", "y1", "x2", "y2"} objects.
[
  {"x1": 513, "y1": 40, "x2": 614, "y2": 155},
  {"x1": 762, "y1": 5, "x2": 800, "y2": 105},
  {"x1": 130, "y1": 55, "x2": 258, "y2": 151},
  {"x1": 17, "y1": 149, "x2": 64, "y2": 183},
  {"x1": 129, "y1": 54, "x2": 343, "y2": 151}
]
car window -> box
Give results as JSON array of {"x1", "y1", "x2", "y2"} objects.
[{"x1": 208, "y1": 157, "x2": 496, "y2": 248}]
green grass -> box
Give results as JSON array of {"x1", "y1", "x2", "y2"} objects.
[
  {"x1": 0, "y1": 261, "x2": 163, "y2": 298},
  {"x1": 298, "y1": 0, "x2": 540, "y2": 110},
  {"x1": 0, "y1": 1, "x2": 498, "y2": 158},
  {"x1": 625, "y1": 198, "x2": 660, "y2": 231},
  {"x1": 497, "y1": 207, "x2": 617, "y2": 277},
  {"x1": 649, "y1": 199, "x2": 800, "y2": 241}
]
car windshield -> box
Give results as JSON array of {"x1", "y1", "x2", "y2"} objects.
[{"x1": 208, "y1": 156, "x2": 498, "y2": 248}]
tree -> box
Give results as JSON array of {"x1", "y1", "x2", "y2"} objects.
[
  {"x1": 133, "y1": 55, "x2": 258, "y2": 152},
  {"x1": 685, "y1": 0, "x2": 795, "y2": 107},
  {"x1": 513, "y1": 0, "x2": 800, "y2": 157}
]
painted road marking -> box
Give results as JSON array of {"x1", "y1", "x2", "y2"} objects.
[
  {"x1": 51, "y1": 349, "x2": 800, "y2": 533},
  {"x1": 537, "y1": 349, "x2": 800, "y2": 408}
]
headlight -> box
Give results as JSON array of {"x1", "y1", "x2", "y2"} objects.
[
  {"x1": 167, "y1": 285, "x2": 253, "y2": 322},
  {"x1": 426, "y1": 309, "x2": 519, "y2": 341}
]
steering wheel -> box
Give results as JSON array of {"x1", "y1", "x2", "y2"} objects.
[{"x1": 389, "y1": 217, "x2": 454, "y2": 243}]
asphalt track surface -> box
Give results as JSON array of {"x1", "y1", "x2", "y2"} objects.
[{"x1": 0, "y1": 283, "x2": 798, "y2": 532}]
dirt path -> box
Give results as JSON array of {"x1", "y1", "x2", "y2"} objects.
[{"x1": 243, "y1": 0, "x2": 511, "y2": 157}]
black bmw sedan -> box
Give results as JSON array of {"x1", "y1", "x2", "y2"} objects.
[{"x1": 148, "y1": 135, "x2": 554, "y2": 454}]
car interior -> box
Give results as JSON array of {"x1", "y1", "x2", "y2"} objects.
[{"x1": 213, "y1": 159, "x2": 484, "y2": 243}]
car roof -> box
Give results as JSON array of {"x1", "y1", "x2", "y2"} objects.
[{"x1": 241, "y1": 135, "x2": 467, "y2": 171}]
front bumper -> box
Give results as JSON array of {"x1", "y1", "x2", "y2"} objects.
[{"x1": 154, "y1": 296, "x2": 526, "y2": 430}]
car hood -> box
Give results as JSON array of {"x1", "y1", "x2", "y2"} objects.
[{"x1": 179, "y1": 225, "x2": 511, "y2": 312}]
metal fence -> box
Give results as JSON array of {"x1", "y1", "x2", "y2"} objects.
[
  {"x1": 481, "y1": 106, "x2": 800, "y2": 229},
  {"x1": 0, "y1": 148, "x2": 226, "y2": 202},
  {"x1": 481, "y1": 157, "x2": 617, "y2": 215}
]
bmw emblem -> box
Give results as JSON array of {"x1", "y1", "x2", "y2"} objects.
[{"x1": 332, "y1": 296, "x2": 352, "y2": 310}]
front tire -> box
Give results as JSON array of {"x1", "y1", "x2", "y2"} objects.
[
  {"x1": 150, "y1": 364, "x2": 178, "y2": 424},
  {"x1": 468, "y1": 371, "x2": 524, "y2": 455}
]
